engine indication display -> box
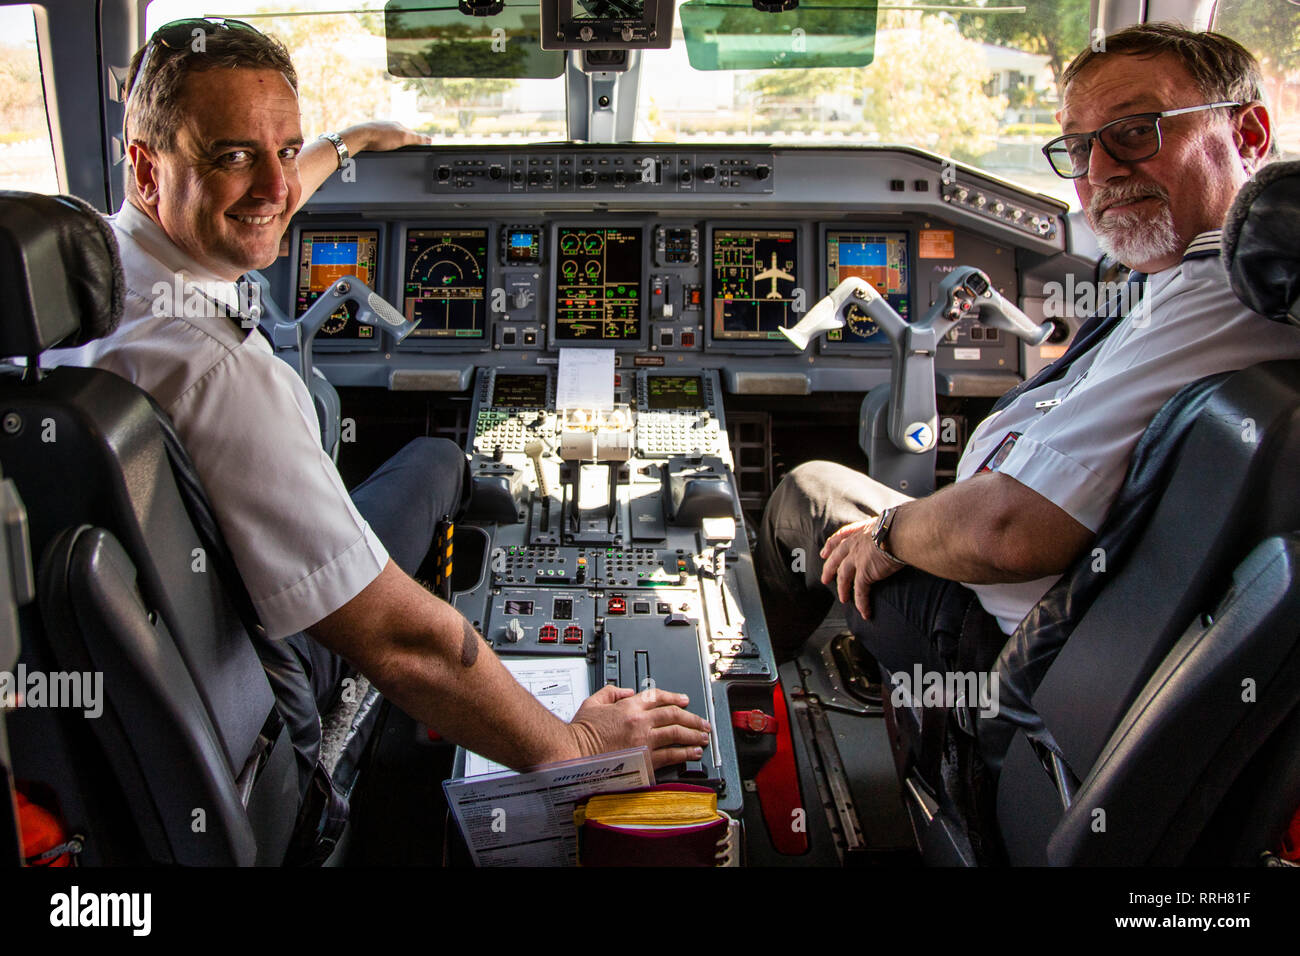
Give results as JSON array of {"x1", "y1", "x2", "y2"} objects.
[
  {"x1": 825, "y1": 231, "x2": 909, "y2": 344},
  {"x1": 295, "y1": 230, "x2": 380, "y2": 338},
  {"x1": 553, "y1": 226, "x2": 643, "y2": 341},
  {"x1": 711, "y1": 229, "x2": 800, "y2": 340},
  {"x1": 402, "y1": 228, "x2": 489, "y2": 338}
]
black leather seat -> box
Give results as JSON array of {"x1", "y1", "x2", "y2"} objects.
[
  {"x1": 0, "y1": 460, "x2": 35, "y2": 866},
  {"x1": 0, "y1": 191, "x2": 353, "y2": 865},
  {"x1": 889, "y1": 161, "x2": 1300, "y2": 866}
]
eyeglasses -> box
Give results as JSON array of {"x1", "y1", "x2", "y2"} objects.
[
  {"x1": 1041, "y1": 102, "x2": 1240, "y2": 179},
  {"x1": 125, "y1": 18, "x2": 262, "y2": 122}
]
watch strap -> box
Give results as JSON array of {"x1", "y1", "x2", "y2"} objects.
[
  {"x1": 872, "y1": 506, "x2": 907, "y2": 567},
  {"x1": 319, "y1": 131, "x2": 349, "y2": 170}
]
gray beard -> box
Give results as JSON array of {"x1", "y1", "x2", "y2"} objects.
[{"x1": 1090, "y1": 201, "x2": 1183, "y2": 270}]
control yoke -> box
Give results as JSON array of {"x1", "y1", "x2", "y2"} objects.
[
  {"x1": 781, "y1": 267, "x2": 1052, "y2": 455},
  {"x1": 262, "y1": 275, "x2": 419, "y2": 386}
]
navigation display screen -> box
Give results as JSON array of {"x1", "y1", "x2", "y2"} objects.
[
  {"x1": 824, "y1": 231, "x2": 910, "y2": 344},
  {"x1": 295, "y1": 230, "x2": 380, "y2": 339},
  {"x1": 646, "y1": 375, "x2": 706, "y2": 410},
  {"x1": 553, "y1": 226, "x2": 642, "y2": 341},
  {"x1": 491, "y1": 373, "x2": 549, "y2": 408},
  {"x1": 402, "y1": 228, "x2": 489, "y2": 338},
  {"x1": 711, "y1": 229, "x2": 800, "y2": 340}
]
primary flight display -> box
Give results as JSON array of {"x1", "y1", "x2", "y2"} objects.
[
  {"x1": 295, "y1": 230, "x2": 381, "y2": 338},
  {"x1": 824, "y1": 230, "x2": 910, "y2": 344}
]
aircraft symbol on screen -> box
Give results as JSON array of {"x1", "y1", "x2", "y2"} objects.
[{"x1": 755, "y1": 251, "x2": 795, "y2": 299}]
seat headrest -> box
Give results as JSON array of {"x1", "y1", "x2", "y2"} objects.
[
  {"x1": 0, "y1": 191, "x2": 123, "y2": 356},
  {"x1": 1222, "y1": 160, "x2": 1300, "y2": 327}
]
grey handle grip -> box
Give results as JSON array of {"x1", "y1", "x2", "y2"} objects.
[
  {"x1": 271, "y1": 275, "x2": 419, "y2": 386},
  {"x1": 783, "y1": 269, "x2": 1048, "y2": 455}
]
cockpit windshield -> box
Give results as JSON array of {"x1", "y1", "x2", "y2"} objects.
[
  {"x1": 137, "y1": 0, "x2": 1077, "y2": 204},
  {"x1": 1, "y1": 0, "x2": 1296, "y2": 207}
]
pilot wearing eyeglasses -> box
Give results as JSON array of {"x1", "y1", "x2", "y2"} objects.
[
  {"x1": 58, "y1": 18, "x2": 711, "y2": 774},
  {"x1": 1049, "y1": 45, "x2": 1270, "y2": 275},
  {"x1": 757, "y1": 23, "x2": 1300, "y2": 679}
]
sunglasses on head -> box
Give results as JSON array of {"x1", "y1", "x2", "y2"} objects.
[{"x1": 125, "y1": 17, "x2": 263, "y2": 113}]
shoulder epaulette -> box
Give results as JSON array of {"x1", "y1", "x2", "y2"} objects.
[{"x1": 1182, "y1": 230, "x2": 1222, "y2": 261}]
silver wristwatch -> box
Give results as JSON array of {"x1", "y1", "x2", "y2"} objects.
[
  {"x1": 319, "y1": 131, "x2": 349, "y2": 170},
  {"x1": 871, "y1": 506, "x2": 907, "y2": 567}
]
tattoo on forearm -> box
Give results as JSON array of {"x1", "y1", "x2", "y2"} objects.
[{"x1": 460, "y1": 617, "x2": 483, "y2": 668}]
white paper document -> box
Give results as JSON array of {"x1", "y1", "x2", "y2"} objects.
[
  {"x1": 464, "y1": 657, "x2": 591, "y2": 777},
  {"x1": 444, "y1": 747, "x2": 654, "y2": 867},
  {"x1": 556, "y1": 347, "x2": 615, "y2": 410}
]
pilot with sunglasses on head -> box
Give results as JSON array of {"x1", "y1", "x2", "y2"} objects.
[
  {"x1": 71, "y1": 18, "x2": 711, "y2": 774},
  {"x1": 758, "y1": 23, "x2": 1300, "y2": 681}
]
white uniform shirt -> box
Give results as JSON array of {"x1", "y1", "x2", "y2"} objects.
[
  {"x1": 49, "y1": 202, "x2": 389, "y2": 639},
  {"x1": 955, "y1": 230, "x2": 1300, "y2": 633}
]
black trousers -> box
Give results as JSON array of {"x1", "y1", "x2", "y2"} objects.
[
  {"x1": 757, "y1": 461, "x2": 994, "y2": 676},
  {"x1": 287, "y1": 437, "x2": 468, "y2": 709}
]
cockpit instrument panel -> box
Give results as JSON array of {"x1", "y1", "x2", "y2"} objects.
[
  {"x1": 823, "y1": 229, "x2": 910, "y2": 346},
  {"x1": 295, "y1": 229, "x2": 380, "y2": 340},
  {"x1": 552, "y1": 225, "x2": 644, "y2": 342},
  {"x1": 710, "y1": 228, "x2": 800, "y2": 341},
  {"x1": 401, "y1": 228, "x2": 489, "y2": 339}
]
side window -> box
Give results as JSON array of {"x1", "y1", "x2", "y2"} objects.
[
  {"x1": 1214, "y1": 0, "x2": 1300, "y2": 159},
  {"x1": 0, "y1": 5, "x2": 59, "y2": 193}
]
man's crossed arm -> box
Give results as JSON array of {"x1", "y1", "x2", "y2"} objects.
[{"x1": 820, "y1": 471, "x2": 1095, "y2": 619}]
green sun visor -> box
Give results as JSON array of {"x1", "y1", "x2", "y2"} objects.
[
  {"x1": 679, "y1": 0, "x2": 878, "y2": 71},
  {"x1": 384, "y1": 1, "x2": 566, "y2": 78}
]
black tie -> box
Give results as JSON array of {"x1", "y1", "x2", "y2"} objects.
[{"x1": 990, "y1": 270, "x2": 1147, "y2": 413}]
